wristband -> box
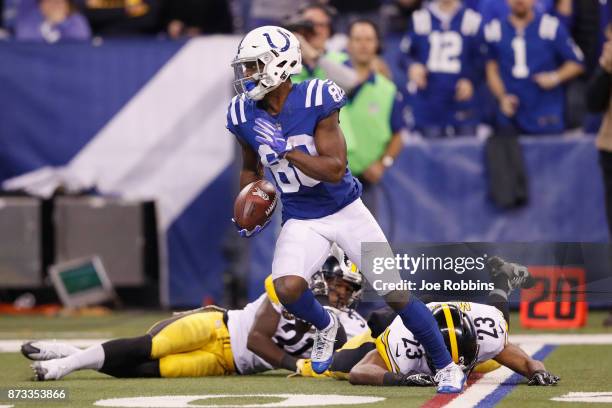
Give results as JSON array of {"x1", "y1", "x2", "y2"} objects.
[
  {"x1": 382, "y1": 155, "x2": 394, "y2": 168},
  {"x1": 383, "y1": 371, "x2": 436, "y2": 386},
  {"x1": 383, "y1": 372, "x2": 405, "y2": 386},
  {"x1": 280, "y1": 354, "x2": 298, "y2": 372}
]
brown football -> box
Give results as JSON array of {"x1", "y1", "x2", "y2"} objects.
[{"x1": 233, "y1": 179, "x2": 278, "y2": 231}]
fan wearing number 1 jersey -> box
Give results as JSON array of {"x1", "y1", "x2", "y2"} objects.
[
  {"x1": 404, "y1": 0, "x2": 484, "y2": 137},
  {"x1": 226, "y1": 25, "x2": 466, "y2": 393},
  {"x1": 484, "y1": 0, "x2": 584, "y2": 135}
]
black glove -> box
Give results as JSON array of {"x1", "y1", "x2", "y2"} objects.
[
  {"x1": 403, "y1": 373, "x2": 437, "y2": 386},
  {"x1": 528, "y1": 370, "x2": 560, "y2": 386},
  {"x1": 383, "y1": 371, "x2": 436, "y2": 387}
]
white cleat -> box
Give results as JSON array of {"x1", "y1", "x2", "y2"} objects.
[
  {"x1": 31, "y1": 359, "x2": 70, "y2": 381},
  {"x1": 21, "y1": 341, "x2": 80, "y2": 361},
  {"x1": 435, "y1": 362, "x2": 466, "y2": 394},
  {"x1": 311, "y1": 308, "x2": 339, "y2": 374}
]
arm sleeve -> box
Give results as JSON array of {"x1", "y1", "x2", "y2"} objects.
[
  {"x1": 552, "y1": 10, "x2": 573, "y2": 30},
  {"x1": 585, "y1": 68, "x2": 612, "y2": 113},
  {"x1": 463, "y1": 27, "x2": 487, "y2": 83},
  {"x1": 478, "y1": 334, "x2": 507, "y2": 362},
  {"x1": 553, "y1": 22, "x2": 585, "y2": 64},
  {"x1": 14, "y1": 12, "x2": 42, "y2": 40},
  {"x1": 59, "y1": 14, "x2": 91, "y2": 40},
  {"x1": 318, "y1": 80, "x2": 347, "y2": 121},
  {"x1": 406, "y1": 29, "x2": 424, "y2": 64},
  {"x1": 317, "y1": 57, "x2": 360, "y2": 94},
  {"x1": 226, "y1": 101, "x2": 246, "y2": 143},
  {"x1": 397, "y1": 34, "x2": 412, "y2": 74},
  {"x1": 390, "y1": 92, "x2": 406, "y2": 133},
  {"x1": 483, "y1": 20, "x2": 501, "y2": 62}
]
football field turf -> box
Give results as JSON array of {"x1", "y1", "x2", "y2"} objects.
[{"x1": 0, "y1": 311, "x2": 611, "y2": 408}]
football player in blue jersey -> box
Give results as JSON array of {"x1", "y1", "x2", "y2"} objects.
[
  {"x1": 404, "y1": 0, "x2": 485, "y2": 137},
  {"x1": 226, "y1": 26, "x2": 466, "y2": 393},
  {"x1": 484, "y1": 0, "x2": 584, "y2": 135}
]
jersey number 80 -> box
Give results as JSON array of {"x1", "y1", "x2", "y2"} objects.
[{"x1": 259, "y1": 134, "x2": 321, "y2": 193}]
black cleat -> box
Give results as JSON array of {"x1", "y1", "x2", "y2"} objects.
[
  {"x1": 31, "y1": 362, "x2": 47, "y2": 381},
  {"x1": 487, "y1": 256, "x2": 535, "y2": 291},
  {"x1": 21, "y1": 341, "x2": 41, "y2": 361},
  {"x1": 21, "y1": 340, "x2": 78, "y2": 361}
]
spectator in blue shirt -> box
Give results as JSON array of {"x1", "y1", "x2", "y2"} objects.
[
  {"x1": 485, "y1": 0, "x2": 584, "y2": 135},
  {"x1": 2, "y1": 0, "x2": 37, "y2": 33},
  {"x1": 403, "y1": 0, "x2": 485, "y2": 137},
  {"x1": 15, "y1": 0, "x2": 90, "y2": 42}
]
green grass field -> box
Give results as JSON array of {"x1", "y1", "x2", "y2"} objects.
[{"x1": 0, "y1": 311, "x2": 611, "y2": 408}]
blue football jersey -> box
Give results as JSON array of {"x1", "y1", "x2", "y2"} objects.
[
  {"x1": 485, "y1": 14, "x2": 584, "y2": 134},
  {"x1": 226, "y1": 79, "x2": 362, "y2": 223},
  {"x1": 404, "y1": 4, "x2": 484, "y2": 130}
]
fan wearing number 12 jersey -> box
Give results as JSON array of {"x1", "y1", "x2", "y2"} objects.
[
  {"x1": 226, "y1": 25, "x2": 465, "y2": 393},
  {"x1": 403, "y1": 0, "x2": 484, "y2": 137}
]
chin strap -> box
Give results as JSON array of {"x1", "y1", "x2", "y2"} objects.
[{"x1": 246, "y1": 73, "x2": 285, "y2": 100}]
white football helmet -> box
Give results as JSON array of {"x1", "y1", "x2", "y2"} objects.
[{"x1": 232, "y1": 26, "x2": 302, "y2": 100}]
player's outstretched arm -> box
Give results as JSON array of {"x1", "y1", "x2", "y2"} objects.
[
  {"x1": 494, "y1": 343, "x2": 559, "y2": 385},
  {"x1": 349, "y1": 349, "x2": 389, "y2": 385},
  {"x1": 247, "y1": 298, "x2": 298, "y2": 372},
  {"x1": 349, "y1": 349, "x2": 436, "y2": 387},
  {"x1": 238, "y1": 137, "x2": 264, "y2": 190},
  {"x1": 284, "y1": 111, "x2": 347, "y2": 183}
]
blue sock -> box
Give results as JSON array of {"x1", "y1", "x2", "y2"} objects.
[
  {"x1": 283, "y1": 289, "x2": 331, "y2": 330},
  {"x1": 397, "y1": 296, "x2": 452, "y2": 369}
]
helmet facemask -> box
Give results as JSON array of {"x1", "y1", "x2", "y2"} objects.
[
  {"x1": 232, "y1": 50, "x2": 274, "y2": 101},
  {"x1": 231, "y1": 48, "x2": 299, "y2": 101},
  {"x1": 315, "y1": 252, "x2": 364, "y2": 311}
]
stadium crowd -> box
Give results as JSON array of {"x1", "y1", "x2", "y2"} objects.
[
  {"x1": 1, "y1": 0, "x2": 609, "y2": 139},
  {"x1": 2, "y1": 0, "x2": 611, "y2": 226}
]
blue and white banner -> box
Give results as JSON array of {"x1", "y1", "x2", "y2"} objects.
[{"x1": 0, "y1": 37, "x2": 241, "y2": 307}]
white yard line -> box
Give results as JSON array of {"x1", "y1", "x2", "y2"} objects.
[
  {"x1": 443, "y1": 343, "x2": 543, "y2": 408},
  {"x1": 0, "y1": 331, "x2": 113, "y2": 339},
  {"x1": 552, "y1": 392, "x2": 612, "y2": 403},
  {"x1": 0, "y1": 334, "x2": 610, "y2": 353},
  {"x1": 509, "y1": 334, "x2": 612, "y2": 345}
]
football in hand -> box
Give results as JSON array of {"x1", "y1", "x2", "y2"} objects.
[{"x1": 233, "y1": 180, "x2": 277, "y2": 231}]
